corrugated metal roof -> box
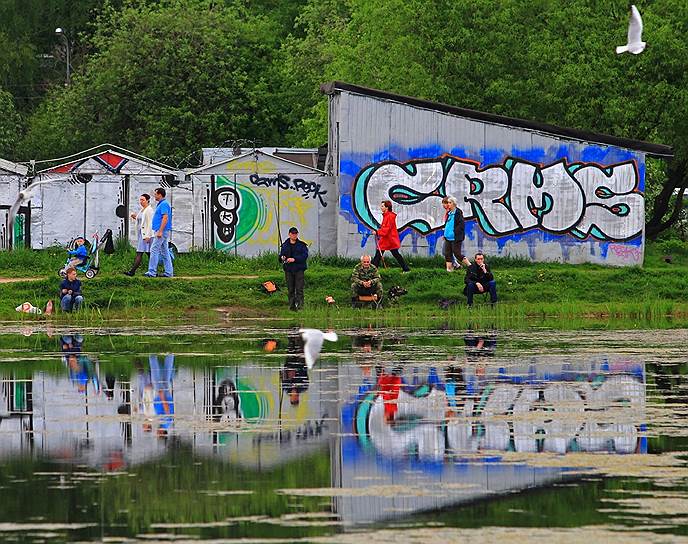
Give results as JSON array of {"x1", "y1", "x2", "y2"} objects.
[
  {"x1": 321, "y1": 81, "x2": 673, "y2": 159},
  {"x1": 201, "y1": 147, "x2": 318, "y2": 167},
  {"x1": 0, "y1": 158, "x2": 27, "y2": 176},
  {"x1": 189, "y1": 149, "x2": 326, "y2": 175}
]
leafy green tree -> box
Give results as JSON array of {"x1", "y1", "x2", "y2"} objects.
[
  {"x1": 0, "y1": 0, "x2": 125, "y2": 112},
  {"x1": 19, "y1": 0, "x2": 287, "y2": 164},
  {"x1": 0, "y1": 87, "x2": 22, "y2": 158}
]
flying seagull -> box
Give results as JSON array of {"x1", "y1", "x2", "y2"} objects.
[
  {"x1": 299, "y1": 328, "x2": 338, "y2": 369},
  {"x1": 616, "y1": 5, "x2": 646, "y2": 55},
  {"x1": 8, "y1": 179, "x2": 65, "y2": 245}
]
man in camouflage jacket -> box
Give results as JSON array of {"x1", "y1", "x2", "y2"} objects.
[{"x1": 351, "y1": 255, "x2": 383, "y2": 301}]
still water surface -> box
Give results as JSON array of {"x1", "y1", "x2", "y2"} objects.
[{"x1": 0, "y1": 326, "x2": 686, "y2": 542}]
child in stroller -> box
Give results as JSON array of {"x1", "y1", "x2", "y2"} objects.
[
  {"x1": 66, "y1": 237, "x2": 88, "y2": 269},
  {"x1": 59, "y1": 229, "x2": 113, "y2": 279}
]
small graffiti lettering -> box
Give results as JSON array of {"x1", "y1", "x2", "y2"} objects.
[
  {"x1": 609, "y1": 243, "x2": 642, "y2": 262},
  {"x1": 249, "y1": 173, "x2": 328, "y2": 207}
]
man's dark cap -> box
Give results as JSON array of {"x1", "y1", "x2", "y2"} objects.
[{"x1": 288, "y1": 227, "x2": 298, "y2": 234}]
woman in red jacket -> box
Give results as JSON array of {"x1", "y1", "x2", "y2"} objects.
[{"x1": 372, "y1": 200, "x2": 410, "y2": 272}]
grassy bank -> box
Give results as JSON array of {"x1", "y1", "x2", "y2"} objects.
[{"x1": 0, "y1": 240, "x2": 687, "y2": 328}]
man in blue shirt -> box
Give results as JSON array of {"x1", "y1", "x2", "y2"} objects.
[{"x1": 145, "y1": 187, "x2": 174, "y2": 278}]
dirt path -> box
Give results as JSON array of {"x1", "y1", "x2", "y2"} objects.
[
  {"x1": 0, "y1": 277, "x2": 43, "y2": 283},
  {"x1": 0, "y1": 274, "x2": 259, "y2": 283}
]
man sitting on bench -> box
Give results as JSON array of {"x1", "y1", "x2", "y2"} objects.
[
  {"x1": 464, "y1": 252, "x2": 498, "y2": 307},
  {"x1": 351, "y1": 254, "x2": 383, "y2": 306}
]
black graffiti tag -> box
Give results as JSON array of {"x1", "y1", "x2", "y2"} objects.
[
  {"x1": 212, "y1": 186, "x2": 239, "y2": 243},
  {"x1": 249, "y1": 173, "x2": 328, "y2": 207}
]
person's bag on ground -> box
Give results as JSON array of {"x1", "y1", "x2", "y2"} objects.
[{"x1": 261, "y1": 280, "x2": 279, "y2": 294}]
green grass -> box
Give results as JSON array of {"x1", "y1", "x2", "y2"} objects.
[{"x1": 1, "y1": 241, "x2": 687, "y2": 328}]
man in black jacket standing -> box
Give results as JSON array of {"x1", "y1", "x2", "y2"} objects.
[
  {"x1": 279, "y1": 227, "x2": 308, "y2": 311},
  {"x1": 464, "y1": 252, "x2": 497, "y2": 307}
]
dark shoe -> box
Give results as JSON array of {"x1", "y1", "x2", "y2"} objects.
[
  {"x1": 123, "y1": 270, "x2": 134, "y2": 277},
  {"x1": 143, "y1": 273, "x2": 156, "y2": 278}
]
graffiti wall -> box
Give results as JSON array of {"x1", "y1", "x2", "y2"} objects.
[
  {"x1": 3, "y1": 149, "x2": 335, "y2": 256},
  {"x1": 327, "y1": 86, "x2": 654, "y2": 265},
  {"x1": 190, "y1": 151, "x2": 336, "y2": 256}
]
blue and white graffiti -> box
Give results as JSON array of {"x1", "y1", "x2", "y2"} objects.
[{"x1": 353, "y1": 155, "x2": 642, "y2": 242}]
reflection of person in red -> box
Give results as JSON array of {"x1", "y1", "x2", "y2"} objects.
[
  {"x1": 376, "y1": 367, "x2": 403, "y2": 422},
  {"x1": 103, "y1": 450, "x2": 126, "y2": 471},
  {"x1": 372, "y1": 201, "x2": 410, "y2": 272}
]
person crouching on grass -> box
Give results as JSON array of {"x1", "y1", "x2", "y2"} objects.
[{"x1": 60, "y1": 267, "x2": 84, "y2": 312}]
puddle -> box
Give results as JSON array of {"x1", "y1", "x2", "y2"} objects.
[{"x1": 0, "y1": 327, "x2": 686, "y2": 541}]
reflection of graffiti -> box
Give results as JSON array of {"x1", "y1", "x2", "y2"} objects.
[
  {"x1": 249, "y1": 174, "x2": 328, "y2": 207},
  {"x1": 213, "y1": 378, "x2": 241, "y2": 422},
  {"x1": 212, "y1": 185, "x2": 239, "y2": 243},
  {"x1": 353, "y1": 156, "x2": 642, "y2": 241},
  {"x1": 354, "y1": 371, "x2": 645, "y2": 458}
]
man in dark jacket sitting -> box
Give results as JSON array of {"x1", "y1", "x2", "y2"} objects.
[
  {"x1": 464, "y1": 252, "x2": 497, "y2": 307},
  {"x1": 279, "y1": 226, "x2": 308, "y2": 311}
]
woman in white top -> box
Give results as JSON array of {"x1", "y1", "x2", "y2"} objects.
[{"x1": 124, "y1": 193, "x2": 154, "y2": 276}]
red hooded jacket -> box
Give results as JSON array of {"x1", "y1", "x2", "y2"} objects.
[{"x1": 376, "y1": 210, "x2": 401, "y2": 251}]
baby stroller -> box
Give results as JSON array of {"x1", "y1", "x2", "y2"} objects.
[{"x1": 59, "y1": 229, "x2": 114, "y2": 279}]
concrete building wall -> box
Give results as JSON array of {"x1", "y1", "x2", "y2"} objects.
[
  {"x1": 329, "y1": 89, "x2": 648, "y2": 265},
  {"x1": 190, "y1": 151, "x2": 337, "y2": 256},
  {"x1": 0, "y1": 174, "x2": 22, "y2": 249}
]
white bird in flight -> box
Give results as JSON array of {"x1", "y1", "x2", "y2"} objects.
[
  {"x1": 299, "y1": 328, "x2": 338, "y2": 369},
  {"x1": 8, "y1": 179, "x2": 65, "y2": 244},
  {"x1": 616, "y1": 5, "x2": 646, "y2": 55}
]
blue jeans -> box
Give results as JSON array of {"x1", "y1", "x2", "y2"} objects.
[
  {"x1": 61, "y1": 294, "x2": 83, "y2": 312},
  {"x1": 150, "y1": 354, "x2": 175, "y2": 431},
  {"x1": 466, "y1": 280, "x2": 497, "y2": 306},
  {"x1": 147, "y1": 232, "x2": 173, "y2": 277}
]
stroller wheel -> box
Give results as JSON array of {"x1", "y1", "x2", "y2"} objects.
[
  {"x1": 58, "y1": 269, "x2": 67, "y2": 278},
  {"x1": 85, "y1": 269, "x2": 96, "y2": 279}
]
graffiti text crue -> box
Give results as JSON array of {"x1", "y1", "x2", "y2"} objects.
[
  {"x1": 249, "y1": 173, "x2": 328, "y2": 207},
  {"x1": 354, "y1": 156, "x2": 642, "y2": 241}
]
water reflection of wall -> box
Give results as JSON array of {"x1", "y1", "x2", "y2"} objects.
[
  {"x1": 335, "y1": 356, "x2": 646, "y2": 524},
  {"x1": 187, "y1": 364, "x2": 336, "y2": 468},
  {"x1": 0, "y1": 361, "x2": 335, "y2": 470}
]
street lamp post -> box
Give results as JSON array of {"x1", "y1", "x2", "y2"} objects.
[{"x1": 54, "y1": 27, "x2": 70, "y2": 85}]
